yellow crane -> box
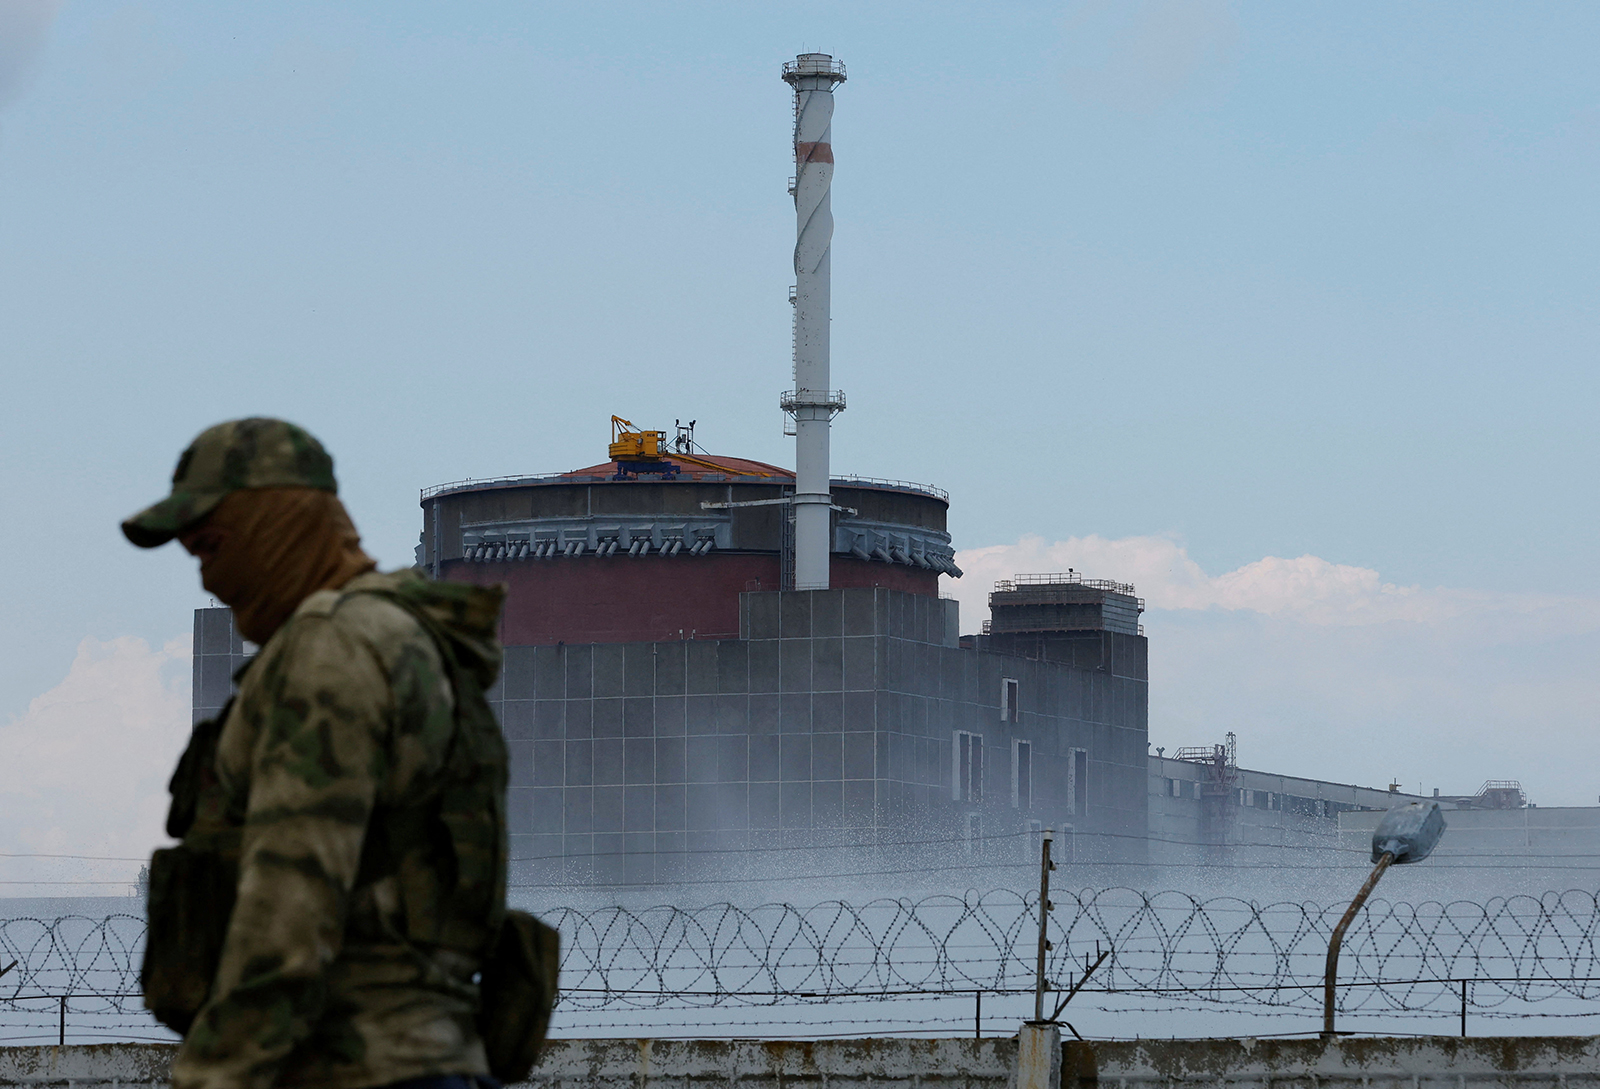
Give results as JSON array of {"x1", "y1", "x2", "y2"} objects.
[
  {"x1": 608, "y1": 416, "x2": 777, "y2": 478},
  {"x1": 608, "y1": 416, "x2": 668, "y2": 462}
]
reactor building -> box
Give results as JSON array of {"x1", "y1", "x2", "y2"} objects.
[
  {"x1": 410, "y1": 54, "x2": 1150, "y2": 883},
  {"x1": 187, "y1": 52, "x2": 1564, "y2": 887},
  {"x1": 191, "y1": 54, "x2": 1154, "y2": 886},
  {"x1": 416, "y1": 444, "x2": 1150, "y2": 884}
]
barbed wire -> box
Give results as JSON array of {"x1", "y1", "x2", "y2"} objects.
[
  {"x1": 12, "y1": 887, "x2": 1600, "y2": 1022},
  {"x1": 542, "y1": 888, "x2": 1600, "y2": 1015}
]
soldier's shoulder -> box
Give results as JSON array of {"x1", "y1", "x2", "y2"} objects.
[
  {"x1": 326, "y1": 570, "x2": 440, "y2": 661},
  {"x1": 263, "y1": 570, "x2": 435, "y2": 673}
]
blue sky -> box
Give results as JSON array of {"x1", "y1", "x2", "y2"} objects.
[{"x1": 0, "y1": 0, "x2": 1595, "y2": 853}]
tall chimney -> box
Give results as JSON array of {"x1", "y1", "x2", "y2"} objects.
[{"x1": 782, "y1": 53, "x2": 846, "y2": 591}]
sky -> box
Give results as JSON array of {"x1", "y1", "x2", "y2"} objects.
[{"x1": 0, "y1": 1, "x2": 1596, "y2": 881}]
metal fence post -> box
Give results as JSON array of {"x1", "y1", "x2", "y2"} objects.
[
  {"x1": 58, "y1": 994, "x2": 65, "y2": 1047},
  {"x1": 1033, "y1": 829, "x2": 1055, "y2": 1022}
]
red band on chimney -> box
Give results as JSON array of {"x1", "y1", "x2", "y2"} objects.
[{"x1": 795, "y1": 141, "x2": 834, "y2": 164}]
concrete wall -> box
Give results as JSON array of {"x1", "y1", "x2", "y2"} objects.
[
  {"x1": 1341, "y1": 805, "x2": 1600, "y2": 867},
  {"x1": 0, "y1": 1045, "x2": 172, "y2": 1087},
  {"x1": 10, "y1": 1036, "x2": 1600, "y2": 1089},
  {"x1": 444, "y1": 552, "x2": 941, "y2": 647},
  {"x1": 1061, "y1": 1035, "x2": 1600, "y2": 1087},
  {"x1": 190, "y1": 586, "x2": 1151, "y2": 887},
  {"x1": 423, "y1": 476, "x2": 952, "y2": 645},
  {"x1": 495, "y1": 587, "x2": 1149, "y2": 884},
  {"x1": 191, "y1": 607, "x2": 250, "y2": 724},
  {"x1": 1148, "y1": 756, "x2": 1429, "y2": 865}
]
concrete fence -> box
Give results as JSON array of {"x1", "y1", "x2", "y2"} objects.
[{"x1": 3, "y1": 1035, "x2": 1600, "y2": 1089}]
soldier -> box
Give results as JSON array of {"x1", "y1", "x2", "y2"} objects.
[{"x1": 124, "y1": 418, "x2": 530, "y2": 1089}]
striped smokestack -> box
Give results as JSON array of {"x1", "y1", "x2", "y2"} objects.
[{"x1": 781, "y1": 52, "x2": 846, "y2": 590}]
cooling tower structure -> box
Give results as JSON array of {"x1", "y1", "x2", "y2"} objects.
[{"x1": 782, "y1": 53, "x2": 848, "y2": 591}]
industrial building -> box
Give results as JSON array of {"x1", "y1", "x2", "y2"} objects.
[
  {"x1": 417, "y1": 468, "x2": 1150, "y2": 881},
  {"x1": 188, "y1": 55, "x2": 1153, "y2": 884},
  {"x1": 1339, "y1": 801, "x2": 1600, "y2": 871},
  {"x1": 182, "y1": 51, "x2": 1569, "y2": 886},
  {"x1": 1148, "y1": 739, "x2": 1431, "y2": 864},
  {"x1": 191, "y1": 559, "x2": 1153, "y2": 885},
  {"x1": 406, "y1": 52, "x2": 1154, "y2": 882},
  {"x1": 417, "y1": 434, "x2": 955, "y2": 647}
]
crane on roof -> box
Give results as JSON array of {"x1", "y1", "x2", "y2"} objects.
[{"x1": 608, "y1": 416, "x2": 777, "y2": 479}]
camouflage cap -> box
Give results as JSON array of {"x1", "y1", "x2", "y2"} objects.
[{"x1": 121, "y1": 418, "x2": 338, "y2": 548}]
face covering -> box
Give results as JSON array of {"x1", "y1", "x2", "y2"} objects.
[{"x1": 196, "y1": 487, "x2": 377, "y2": 645}]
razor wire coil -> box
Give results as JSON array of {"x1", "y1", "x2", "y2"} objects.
[{"x1": 6, "y1": 888, "x2": 1600, "y2": 1024}]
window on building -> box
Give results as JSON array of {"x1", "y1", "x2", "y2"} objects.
[
  {"x1": 1013, "y1": 740, "x2": 1033, "y2": 810},
  {"x1": 1070, "y1": 749, "x2": 1088, "y2": 817},
  {"x1": 954, "y1": 731, "x2": 983, "y2": 803},
  {"x1": 1001, "y1": 678, "x2": 1020, "y2": 722},
  {"x1": 1024, "y1": 818, "x2": 1044, "y2": 860},
  {"x1": 965, "y1": 812, "x2": 984, "y2": 854}
]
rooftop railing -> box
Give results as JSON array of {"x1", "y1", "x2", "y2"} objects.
[
  {"x1": 993, "y1": 572, "x2": 1137, "y2": 596},
  {"x1": 423, "y1": 467, "x2": 782, "y2": 501},
  {"x1": 781, "y1": 56, "x2": 847, "y2": 82},
  {"x1": 831, "y1": 476, "x2": 949, "y2": 503},
  {"x1": 420, "y1": 473, "x2": 573, "y2": 500},
  {"x1": 422, "y1": 472, "x2": 949, "y2": 504},
  {"x1": 982, "y1": 619, "x2": 1145, "y2": 636}
]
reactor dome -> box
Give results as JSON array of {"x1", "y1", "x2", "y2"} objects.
[{"x1": 417, "y1": 427, "x2": 960, "y2": 646}]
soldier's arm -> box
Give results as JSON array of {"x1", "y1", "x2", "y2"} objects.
[{"x1": 171, "y1": 614, "x2": 389, "y2": 1089}]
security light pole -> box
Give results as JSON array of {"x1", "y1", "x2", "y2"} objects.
[{"x1": 1322, "y1": 800, "x2": 1446, "y2": 1039}]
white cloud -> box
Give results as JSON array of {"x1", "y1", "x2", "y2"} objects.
[
  {"x1": 948, "y1": 533, "x2": 1599, "y2": 632},
  {"x1": 943, "y1": 536, "x2": 1600, "y2": 806},
  {"x1": 0, "y1": 635, "x2": 191, "y2": 896}
]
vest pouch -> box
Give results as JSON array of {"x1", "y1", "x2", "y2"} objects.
[
  {"x1": 477, "y1": 909, "x2": 560, "y2": 1082},
  {"x1": 141, "y1": 844, "x2": 238, "y2": 1034}
]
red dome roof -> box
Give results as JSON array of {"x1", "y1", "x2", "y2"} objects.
[{"x1": 557, "y1": 454, "x2": 794, "y2": 481}]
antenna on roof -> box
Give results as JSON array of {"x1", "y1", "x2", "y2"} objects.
[{"x1": 673, "y1": 419, "x2": 700, "y2": 454}]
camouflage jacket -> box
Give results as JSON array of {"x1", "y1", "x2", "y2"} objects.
[{"x1": 170, "y1": 570, "x2": 509, "y2": 1089}]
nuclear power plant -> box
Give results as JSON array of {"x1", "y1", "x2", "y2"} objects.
[
  {"x1": 395, "y1": 54, "x2": 1155, "y2": 884},
  {"x1": 187, "y1": 54, "x2": 1553, "y2": 887}
]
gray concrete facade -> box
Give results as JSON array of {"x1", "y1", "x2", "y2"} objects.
[
  {"x1": 191, "y1": 607, "x2": 250, "y2": 725},
  {"x1": 1147, "y1": 755, "x2": 1429, "y2": 864},
  {"x1": 12, "y1": 1036, "x2": 1600, "y2": 1089},
  {"x1": 189, "y1": 586, "x2": 1151, "y2": 886},
  {"x1": 496, "y1": 588, "x2": 1150, "y2": 885},
  {"x1": 1340, "y1": 805, "x2": 1600, "y2": 869}
]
